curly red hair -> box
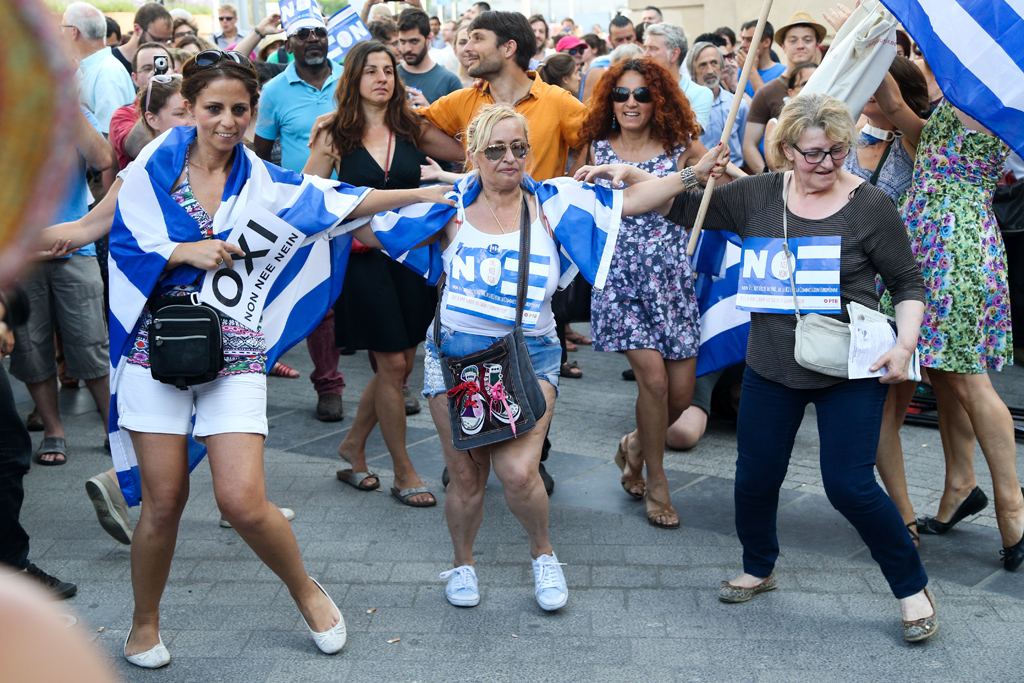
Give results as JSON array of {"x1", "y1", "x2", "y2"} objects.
[{"x1": 579, "y1": 58, "x2": 699, "y2": 151}]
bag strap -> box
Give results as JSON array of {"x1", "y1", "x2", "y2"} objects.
[
  {"x1": 868, "y1": 137, "x2": 895, "y2": 186},
  {"x1": 780, "y1": 172, "x2": 802, "y2": 322},
  {"x1": 513, "y1": 190, "x2": 530, "y2": 330}
]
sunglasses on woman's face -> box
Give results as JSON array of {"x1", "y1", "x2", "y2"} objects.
[
  {"x1": 293, "y1": 27, "x2": 328, "y2": 41},
  {"x1": 194, "y1": 49, "x2": 252, "y2": 68},
  {"x1": 564, "y1": 47, "x2": 583, "y2": 56},
  {"x1": 481, "y1": 141, "x2": 530, "y2": 161},
  {"x1": 610, "y1": 86, "x2": 652, "y2": 103}
]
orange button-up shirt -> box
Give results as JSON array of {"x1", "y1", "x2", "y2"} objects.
[{"x1": 419, "y1": 72, "x2": 589, "y2": 181}]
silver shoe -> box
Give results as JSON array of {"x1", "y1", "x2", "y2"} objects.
[
  {"x1": 718, "y1": 573, "x2": 778, "y2": 603},
  {"x1": 903, "y1": 587, "x2": 938, "y2": 643}
]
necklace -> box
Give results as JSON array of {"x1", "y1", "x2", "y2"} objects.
[{"x1": 483, "y1": 192, "x2": 522, "y2": 234}]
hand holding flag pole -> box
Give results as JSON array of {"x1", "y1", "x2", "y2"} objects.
[{"x1": 686, "y1": 0, "x2": 774, "y2": 256}]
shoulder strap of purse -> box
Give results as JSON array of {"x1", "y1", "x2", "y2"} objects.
[
  {"x1": 868, "y1": 137, "x2": 895, "y2": 186},
  {"x1": 780, "y1": 171, "x2": 802, "y2": 323},
  {"x1": 513, "y1": 190, "x2": 531, "y2": 330}
]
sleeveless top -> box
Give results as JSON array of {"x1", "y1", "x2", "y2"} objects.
[
  {"x1": 440, "y1": 192, "x2": 560, "y2": 337},
  {"x1": 843, "y1": 132, "x2": 914, "y2": 203}
]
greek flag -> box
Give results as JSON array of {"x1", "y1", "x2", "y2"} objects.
[
  {"x1": 109, "y1": 126, "x2": 369, "y2": 506},
  {"x1": 881, "y1": 0, "x2": 1024, "y2": 158},
  {"x1": 691, "y1": 230, "x2": 750, "y2": 377},
  {"x1": 369, "y1": 173, "x2": 623, "y2": 291}
]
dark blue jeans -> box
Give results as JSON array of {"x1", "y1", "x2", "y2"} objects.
[
  {"x1": 0, "y1": 365, "x2": 32, "y2": 569},
  {"x1": 735, "y1": 367, "x2": 928, "y2": 599}
]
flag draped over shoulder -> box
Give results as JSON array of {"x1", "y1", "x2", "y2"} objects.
[
  {"x1": 881, "y1": 0, "x2": 1024, "y2": 158},
  {"x1": 690, "y1": 230, "x2": 750, "y2": 377},
  {"x1": 109, "y1": 126, "x2": 370, "y2": 506},
  {"x1": 368, "y1": 173, "x2": 623, "y2": 291}
]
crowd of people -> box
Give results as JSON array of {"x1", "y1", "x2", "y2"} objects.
[{"x1": 1, "y1": 0, "x2": 1022, "y2": 668}]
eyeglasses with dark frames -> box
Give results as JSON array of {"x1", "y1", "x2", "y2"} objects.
[
  {"x1": 481, "y1": 141, "x2": 530, "y2": 161},
  {"x1": 791, "y1": 144, "x2": 850, "y2": 165},
  {"x1": 610, "y1": 86, "x2": 652, "y2": 103}
]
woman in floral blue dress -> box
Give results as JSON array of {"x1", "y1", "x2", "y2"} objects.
[
  {"x1": 900, "y1": 99, "x2": 1023, "y2": 570},
  {"x1": 578, "y1": 58, "x2": 708, "y2": 528}
]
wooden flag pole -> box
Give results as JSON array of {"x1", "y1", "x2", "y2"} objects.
[{"x1": 685, "y1": 0, "x2": 775, "y2": 256}]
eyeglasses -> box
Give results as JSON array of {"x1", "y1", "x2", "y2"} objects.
[
  {"x1": 174, "y1": 30, "x2": 197, "y2": 39},
  {"x1": 722, "y1": 52, "x2": 736, "y2": 60},
  {"x1": 480, "y1": 141, "x2": 530, "y2": 161},
  {"x1": 610, "y1": 86, "x2": 652, "y2": 103},
  {"x1": 193, "y1": 49, "x2": 252, "y2": 68},
  {"x1": 219, "y1": 16, "x2": 235, "y2": 22},
  {"x1": 292, "y1": 27, "x2": 328, "y2": 41},
  {"x1": 143, "y1": 27, "x2": 173, "y2": 45},
  {"x1": 145, "y1": 73, "x2": 182, "y2": 113},
  {"x1": 563, "y1": 47, "x2": 583, "y2": 56},
  {"x1": 791, "y1": 144, "x2": 850, "y2": 165}
]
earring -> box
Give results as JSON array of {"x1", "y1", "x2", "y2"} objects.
[{"x1": 611, "y1": 113, "x2": 617, "y2": 130}]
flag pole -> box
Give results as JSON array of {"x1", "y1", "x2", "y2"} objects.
[{"x1": 686, "y1": 0, "x2": 774, "y2": 256}]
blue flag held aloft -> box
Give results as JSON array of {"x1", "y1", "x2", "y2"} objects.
[
  {"x1": 881, "y1": 0, "x2": 1024, "y2": 159},
  {"x1": 327, "y1": 6, "x2": 371, "y2": 63}
]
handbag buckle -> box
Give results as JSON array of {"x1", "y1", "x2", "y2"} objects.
[{"x1": 189, "y1": 292, "x2": 201, "y2": 306}]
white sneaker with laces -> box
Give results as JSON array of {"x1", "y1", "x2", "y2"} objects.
[
  {"x1": 440, "y1": 565, "x2": 479, "y2": 607},
  {"x1": 532, "y1": 553, "x2": 568, "y2": 611}
]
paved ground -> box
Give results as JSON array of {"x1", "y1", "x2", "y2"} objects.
[{"x1": 10, "y1": 327, "x2": 1024, "y2": 682}]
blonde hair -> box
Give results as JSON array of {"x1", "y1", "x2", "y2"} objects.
[
  {"x1": 766, "y1": 92, "x2": 859, "y2": 171},
  {"x1": 465, "y1": 104, "x2": 530, "y2": 157},
  {"x1": 609, "y1": 42, "x2": 643, "y2": 64}
]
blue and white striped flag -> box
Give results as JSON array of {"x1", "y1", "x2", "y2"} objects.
[
  {"x1": 368, "y1": 173, "x2": 623, "y2": 291},
  {"x1": 109, "y1": 126, "x2": 370, "y2": 506},
  {"x1": 691, "y1": 230, "x2": 750, "y2": 377},
  {"x1": 881, "y1": 0, "x2": 1024, "y2": 159}
]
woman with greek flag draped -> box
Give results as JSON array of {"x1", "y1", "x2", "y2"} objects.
[{"x1": 109, "y1": 51, "x2": 452, "y2": 667}]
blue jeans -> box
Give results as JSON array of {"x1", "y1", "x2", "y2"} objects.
[{"x1": 735, "y1": 367, "x2": 928, "y2": 599}]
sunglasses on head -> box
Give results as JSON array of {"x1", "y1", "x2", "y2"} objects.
[
  {"x1": 293, "y1": 26, "x2": 328, "y2": 41},
  {"x1": 481, "y1": 141, "x2": 530, "y2": 161},
  {"x1": 145, "y1": 73, "x2": 182, "y2": 112},
  {"x1": 193, "y1": 49, "x2": 252, "y2": 68},
  {"x1": 610, "y1": 86, "x2": 652, "y2": 103}
]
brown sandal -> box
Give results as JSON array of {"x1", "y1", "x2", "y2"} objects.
[
  {"x1": 614, "y1": 435, "x2": 645, "y2": 499},
  {"x1": 644, "y1": 492, "x2": 680, "y2": 529}
]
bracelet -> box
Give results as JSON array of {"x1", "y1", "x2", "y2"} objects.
[
  {"x1": 679, "y1": 166, "x2": 702, "y2": 190},
  {"x1": 253, "y1": 27, "x2": 264, "y2": 38}
]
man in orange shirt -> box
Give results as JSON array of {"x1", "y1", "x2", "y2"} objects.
[{"x1": 418, "y1": 10, "x2": 588, "y2": 181}]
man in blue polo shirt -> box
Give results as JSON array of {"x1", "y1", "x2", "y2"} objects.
[{"x1": 253, "y1": 11, "x2": 349, "y2": 422}]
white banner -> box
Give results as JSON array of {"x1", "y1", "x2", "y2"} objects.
[{"x1": 199, "y1": 204, "x2": 305, "y2": 331}]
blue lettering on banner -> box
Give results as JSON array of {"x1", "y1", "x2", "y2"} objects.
[
  {"x1": 327, "y1": 7, "x2": 371, "y2": 63},
  {"x1": 736, "y1": 236, "x2": 842, "y2": 313},
  {"x1": 446, "y1": 246, "x2": 551, "y2": 328},
  {"x1": 279, "y1": 0, "x2": 320, "y2": 33}
]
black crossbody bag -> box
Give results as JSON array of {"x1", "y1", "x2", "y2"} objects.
[
  {"x1": 435, "y1": 192, "x2": 548, "y2": 450},
  {"x1": 147, "y1": 292, "x2": 224, "y2": 390}
]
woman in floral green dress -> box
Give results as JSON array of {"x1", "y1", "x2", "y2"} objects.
[{"x1": 901, "y1": 100, "x2": 1023, "y2": 571}]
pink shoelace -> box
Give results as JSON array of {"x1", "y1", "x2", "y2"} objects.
[{"x1": 486, "y1": 380, "x2": 517, "y2": 438}]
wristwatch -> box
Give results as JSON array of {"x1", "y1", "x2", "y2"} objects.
[{"x1": 679, "y1": 166, "x2": 702, "y2": 190}]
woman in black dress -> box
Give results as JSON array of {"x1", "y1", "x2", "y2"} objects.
[{"x1": 305, "y1": 40, "x2": 436, "y2": 506}]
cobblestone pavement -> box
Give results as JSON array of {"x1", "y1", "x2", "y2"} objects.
[{"x1": 10, "y1": 328, "x2": 1024, "y2": 682}]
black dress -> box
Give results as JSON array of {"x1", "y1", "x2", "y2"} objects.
[{"x1": 334, "y1": 135, "x2": 436, "y2": 352}]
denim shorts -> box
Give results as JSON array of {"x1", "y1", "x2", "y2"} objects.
[{"x1": 423, "y1": 324, "x2": 561, "y2": 399}]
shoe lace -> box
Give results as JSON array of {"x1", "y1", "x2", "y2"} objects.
[
  {"x1": 439, "y1": 565, "x2": 474, "y2": 591},
  {"x1": 485, "y1": 380, "x2": 517, "y2": 437},
  {"x1": 533, "y1": 556, "x2": 566, "y2": 591},
  {"x1": 23, "y1": 563, "x2": 60, "y2": 589},
  {"x1": 447, "y1": 380, "x2": 482, "y2": 410}
]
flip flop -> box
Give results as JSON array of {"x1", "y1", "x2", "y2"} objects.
[
  {"x1": 270, "y1": 361, "x2": 300, "y2": 378},
  {"x1": 336, "y1": 469, "x2": 380, "y2": 491},
  {"x1": 391, "y1": 486, "x2": 437, "y2": 507},
  {"x1": 34, "y1": 436, "x2": 67, "y2": 466}
]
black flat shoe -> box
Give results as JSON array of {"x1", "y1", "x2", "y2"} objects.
[
  {"x1": 917, "y1": 486, "x2": 988, "y2": 535},
  {"x1": 1003, "y1": 534, "x2": 1024, "y2": 572}
]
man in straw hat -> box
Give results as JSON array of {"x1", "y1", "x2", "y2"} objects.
[{"x1": 742, "y1": 10, "x2": 827, "y2": 172}]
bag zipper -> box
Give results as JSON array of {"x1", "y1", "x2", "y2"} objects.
[{"x1": 155, "y1": 335, "x2": 207, "y2": 341}]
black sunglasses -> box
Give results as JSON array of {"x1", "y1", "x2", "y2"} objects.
[
  {"x1": 293, "y1": 27, "x2": 328, "y2": 41},
  {"x1": 564, "y1": 46, "x2": 583, "y2": 56},
  {"x1": 194, "y1": 49, "x2": 252, "y2": 68},
  {"x1": 481, "y1": 141, "x2": 530, "y2": 161},
  {"x1": 610, "y1": 86, "x2": 652, "y2": 103}
]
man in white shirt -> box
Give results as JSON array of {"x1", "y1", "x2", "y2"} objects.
[{"x1": 642, "y1": 22, "x2": 714, "y2": 133}]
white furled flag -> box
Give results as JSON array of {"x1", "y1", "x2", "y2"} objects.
[{"x1": 881, "y1": 0, "x2": 1024, "y2": 159}]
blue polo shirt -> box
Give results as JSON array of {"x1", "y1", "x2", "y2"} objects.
[
  {"x1": 744, "y1": 62, "x2": 785, "y2": 98},
  {"x1": 52, "y1": 107, "x2": 102, "y2": 257},
  {"x1": 254, "y1": 61, "x2": 343, "y2": 173}
]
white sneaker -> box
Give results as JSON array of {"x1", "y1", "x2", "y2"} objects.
[
  {"x1": 532, "y1": 553, "x2": 568, "y2": 611},
  {"x1": 85, "y1": 471, "x2": 132, "y2": 545},
  {"x1": 220, "y1": 506, "x2": 295, "y2": 528},
  {"x1": 440, "y1": 565, "x2": 480, "y2": 607}
]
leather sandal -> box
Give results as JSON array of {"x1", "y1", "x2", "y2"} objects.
[
  {"x1": 614, "y1": 435, "x2": 644, "y2": 500},
  {"x1": 903, "y1": 587, "x2": 938, "y2": 643},
  {"x1": 644, "y1": 492, "x2": 679, "y2": 529},
  {"x1": 718, "y1": 573, "x2": 778, "y2": 603},
  {"x1": 906, "y1": 521, "x2": 919, "y2": 546},
  {"x1": 917, "y1": 486, "x2": 988, "y2": 534}
]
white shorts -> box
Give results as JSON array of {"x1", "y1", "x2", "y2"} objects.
[{"x1": 116, "y1": 363, "x2": 268, "y2": 438}]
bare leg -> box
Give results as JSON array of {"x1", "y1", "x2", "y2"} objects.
[
  {"x1": 206, "y1": 433, "x2": 338, "y2": 633},
  {"x1": 82, "y1": 374, "x2": 110, "y2": 427},
  {"x1": 666, "y1": 406, "x2": 709, "y2": 451},
  {"x1": 430, "y1": 394, "x2": 490, "y2": 567},
  {"x1": 489, "y1": 381, "x2": 558, "y2": 558},
  {"x1": 928, "y1": 374, "x2": 981, "y2": 519},
  {"x1": 875, "y1": 381, "x2": 919, "y2": 537},
  {"x1": 373, "y1": 349, "x2": 432, "y2": 504},
  {"x1": 24, "y1": 377, "x2": 64, "y2": 462},
  {"x1": 337, "y1": 371, "x2": 379, "y2": 484},
  {"x1": 929, "y1": 370, "x2": 1024, "y2": 546},
  {"x1": 124, "y1": 432, "x2": 190, "y2": 656}
]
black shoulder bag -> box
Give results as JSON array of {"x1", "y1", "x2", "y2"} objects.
[
  {"x1": 435, "y1": 192, "x2": 548, "y2": 450},
  {"x1": 147, "y1": 292, "x2": 224, "y2": 390}
]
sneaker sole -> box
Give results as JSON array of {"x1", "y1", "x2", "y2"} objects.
[
  {"x1": 446, "y1": 594, "x2": 480, "y2": 607},
  {"x1": 85, "y1": 479, "x2": 132, "y2": 545},
  {"x1": 537, "y1": 592, "x2": 568, "y2": 611}
]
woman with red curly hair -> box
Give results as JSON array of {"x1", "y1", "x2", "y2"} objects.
[{"x1": 580, "y1": 57, "x2": 707, "y2": 529}]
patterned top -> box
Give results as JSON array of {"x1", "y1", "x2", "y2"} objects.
[
  {"x1": 126, "y1": 148, "x2": 268, "y2": 376},
  {"x1": 843, "y1": 133, "x2": 914, "y2": 204}
]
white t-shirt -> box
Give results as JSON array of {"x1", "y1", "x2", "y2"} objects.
[{"x1": 440, "y1": 195, "x2": 560, "y2": 337}]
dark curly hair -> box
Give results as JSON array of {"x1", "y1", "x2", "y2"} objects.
[
  {"x1": 579, "y1": 58, "x2": 698, "y2": 151},
  {"x1": 329, "y1": 40, "x2": 422, "y2": 158}
]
